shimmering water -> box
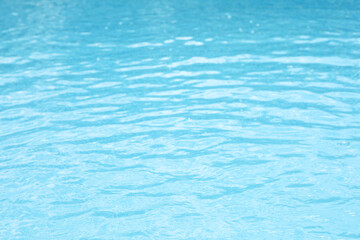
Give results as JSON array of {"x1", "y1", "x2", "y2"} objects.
[{"x1": 1, "y1": 0, "x2": 360, "y2": 239}]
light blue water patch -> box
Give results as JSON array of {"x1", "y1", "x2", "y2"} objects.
[{"x1": 1, "y1": 0, "x2": 360, "y2": 239}]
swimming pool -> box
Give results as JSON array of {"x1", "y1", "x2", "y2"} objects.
[{"x1": 1, "y1": 0, "x2": 360, "y2": 239}]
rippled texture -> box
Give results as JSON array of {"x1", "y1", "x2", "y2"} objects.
[{"x1": 1, "y1": 0, "x2": 360, "y2": 239}]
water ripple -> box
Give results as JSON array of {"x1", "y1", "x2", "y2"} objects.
[{"x1": 1, "y1": 1, "x2": 360, "y2": 239}]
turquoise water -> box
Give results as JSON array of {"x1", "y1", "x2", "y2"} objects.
[{"x1": 1, "y1": 0, "x2": 360, "y2": 239}]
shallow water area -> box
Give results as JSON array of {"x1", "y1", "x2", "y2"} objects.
[{"x1": 1, "y1": 0, "x2": 360, "y2": 239}]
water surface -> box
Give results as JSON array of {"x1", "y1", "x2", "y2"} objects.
[{"x1": 1, "y1": 0, "x2": 360, "y2": 239}]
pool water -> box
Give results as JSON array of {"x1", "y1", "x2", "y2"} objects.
[{"x1": 1, "y1": 0, "x2": 360, "y2": 239}]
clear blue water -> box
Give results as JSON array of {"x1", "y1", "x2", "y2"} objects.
[{"x1": 1, "y1": 0, "x2": 360, "y2": 239}]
